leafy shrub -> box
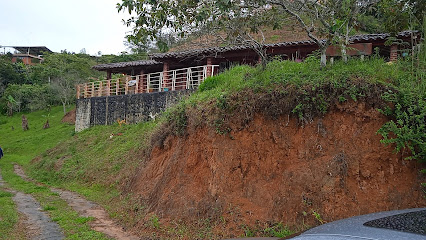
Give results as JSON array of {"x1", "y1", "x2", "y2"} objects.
[
  {"x1": 1, "y1": 84, "x2": 58, "y2": 113},
  {"x1": 378, "y1": 94, "x2": 425, "y2": 162}
]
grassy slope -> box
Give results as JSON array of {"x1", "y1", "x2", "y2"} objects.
[
  {"x1": 29, "y1": 57, "x2": 425, "y2": 238},
  {"x1": 0, "y1": 106, "x2": 111, "y2": 239}
]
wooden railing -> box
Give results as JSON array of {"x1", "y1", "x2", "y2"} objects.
[{"x1": 76, "y1": 65, "x2": 219, "y2": 99}]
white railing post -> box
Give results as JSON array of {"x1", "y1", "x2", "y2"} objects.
[
  {"x1": 159, "y1": 72, "x2": 163, "y2": 92},
  {"x1": 116, "y1": 78, "x2": 120, "y2": 95},
  {"x1": 147, "y1": 74, "x2": 151, "y2": 93},
  {"x1": 172, "y1": 70, "x2": 176, "y2": 91},
  {"x1": 186, "y1": 68, "x2": 191, "y2": 89}
]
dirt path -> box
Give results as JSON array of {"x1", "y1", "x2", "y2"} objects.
[
  {"x1": 1, "y1": 167, "x2": 65, "y2": 240},
  {"x1": 13, "y1": 164, "x2": 140, "y2": 240},
  {"x1": 12, "y1": 192, "x2": 65, "y2": 240}
]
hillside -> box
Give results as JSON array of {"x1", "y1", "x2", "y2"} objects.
[
  {"x1": 31, "y1": 56, "x2": 426, "y2": 239},
  {"x1": 1, "y1": 56, "x2": 424, "y2": 239}
]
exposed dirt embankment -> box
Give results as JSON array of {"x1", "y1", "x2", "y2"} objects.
[{"x1": 130, "y1": 100, "x2": 425, "y2": 228}]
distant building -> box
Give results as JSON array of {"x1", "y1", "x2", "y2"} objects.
[{"x1": 8, "y1": 46, "x2": 52, "y2": 65}]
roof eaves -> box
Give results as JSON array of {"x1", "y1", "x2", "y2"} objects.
[
  {"x1": 150, "y1": 31, "x2": 418, "y2": 60},
  {"x1": 92, "y1": 60, "x2": 162, "y2": 71}
]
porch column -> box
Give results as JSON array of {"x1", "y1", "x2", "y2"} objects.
[
  {"x1": 107, "y1": 70, "x2": 112, "y2": 80},
  {"x1": 163, "y1": 62, "x2": 170, "y2": 91},
  {"x1": 390, "y1": 44, "x2": 398, "y2": 62},
  {"x1": 206, "y1": 57, "x2": 213, "y2": 77}
]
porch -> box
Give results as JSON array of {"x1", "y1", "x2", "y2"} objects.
[{"x1": 76, "y1": 64, "x2": 218, "y2": 99}]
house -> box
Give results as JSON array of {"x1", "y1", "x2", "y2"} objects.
[
  {"x1": 77, "y1": 31, "x2": 418, "y2": 99},
  {"x1": 9, "y1": 46, "x2": 52, "y2": 65}
]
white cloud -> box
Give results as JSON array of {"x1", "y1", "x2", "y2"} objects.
[{"x1": 0, "y1": 0, "x2": 131, "y2": 55}]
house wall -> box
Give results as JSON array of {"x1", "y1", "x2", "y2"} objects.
[{"x1": 75, "y1": 90, "x2": 193, "y2": 132}]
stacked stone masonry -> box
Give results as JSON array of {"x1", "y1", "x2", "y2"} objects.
[{"x1": 75, "y1": 90, "x2": 192, "y2": 132}]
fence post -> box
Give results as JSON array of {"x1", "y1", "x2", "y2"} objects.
[
  {"x1": 76, "y1": 85, "x2": 80, "y2": 99},
  {"x1": 140, "y1": 70, "x2": 145, "y2": 92},
  {"x1": 98, "y1": 81, "x2": 103, "y2": 97},
  {"x1": 159, "y1": 72, "x2": 163, "y2": 92},
  {"x1": 106, "y1": 80, "x2": 111, "y2": 96},
  {"x1": 84, "y1": 83, "x2": 88, "y2": 98},
  {"x1": 162, "y1": 62, "x2": 169, "y2": 92},
  {"x1": 125, "y1": 76, "x2": 129, "y2": 95},
  {"x1": 116, "y1": 78, "x2": 120, "y2": 95},
  {"x1": 135, "y1": 76, "x2": 139, "y2": 94},
  {"x1": 91, "y1": 82, "x2": 95, "y2": 97},
  {"x1": 186, "y1": 68, "x2": 191, "y2": 89},
  {"x1": 172, "y1": 70, "x2": 176, "y2": 91},
  {"x1": 390, "y1": 44, "x2": 398, "y2": 62},
  {"x1": 206, "y1": 57, "x2": 213, "y2": 77},
  {"x1": 147, "y1": 74, "x2": 151, "y2": 92}
]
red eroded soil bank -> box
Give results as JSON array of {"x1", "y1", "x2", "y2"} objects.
[{"x1": 129, "y1": 101, "x2": 425, "y2": 229}]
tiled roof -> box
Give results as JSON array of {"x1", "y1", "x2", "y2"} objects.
[
  {"x1": 151, "y1": 31, "x2": 416, "y2": 59},
  {"x1": 92, "y1": 60, "x2": 161, "y2": 70},
  {"x1": 92, "y1": 31, "x2": 416, "y2": 70}
]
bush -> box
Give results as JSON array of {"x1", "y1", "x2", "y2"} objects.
[{"x1": 1, "y1": 84, "x2": 59, "y2": 113}]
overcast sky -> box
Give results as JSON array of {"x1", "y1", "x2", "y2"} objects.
[{"x1": 0, "y1": 0, "x2": 132, "y2": 55}]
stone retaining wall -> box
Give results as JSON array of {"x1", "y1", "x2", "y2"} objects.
[{"x1": 75, "y1": 90, "x2": 192, "y2": 132}]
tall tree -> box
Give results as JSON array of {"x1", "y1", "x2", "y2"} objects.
[{"x1": 42, "y1": 53, "x2": 100, "y2": 114}]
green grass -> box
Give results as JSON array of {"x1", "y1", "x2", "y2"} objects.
[
  {"x1": 28, "y1": 118, "x2": 158, "y2": 229},
  {"x1": 0, "y1": 105, "x2": 111, "y2": 239},
  {"x1": 0, "y1": 189, "x2": 20, "y2": 240}
]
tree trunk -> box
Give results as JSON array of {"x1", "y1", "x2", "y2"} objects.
[
  {"x1": 62, "y1": 100, "x2": 67, "y2": 115},
  {"x1": 341, "y1": 43, "x2": 348, "y2": 63},
  {"x1": 7, "y1": 102, "x2": 13, "y2": 117},
  {"x1": 320, "y1": 48, "x2": 327, "y2": 68},
  {"x1": 343, "y1": 22, "x2": 350, "y2": 63},
  {"x1": 22, "y1": 115, "x2": 29, "y2": 131}
]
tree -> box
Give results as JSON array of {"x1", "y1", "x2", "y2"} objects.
[
  {"x1": 117, "y1": 0, "x2": 365, "y2": 67},
  {"x1": 42, "y1": 53, "x2": 99, "y2": 115},
  {"x1": 118, "y1": 1, "x2": 283, "y2": 67}
]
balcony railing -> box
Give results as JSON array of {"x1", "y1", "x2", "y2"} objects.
[{"x1": 76, "y1": 65, "x2": 219, "y2": 99}]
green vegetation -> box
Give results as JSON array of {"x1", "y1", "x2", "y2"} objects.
[
  {"x1": 1, "y1": 50, "x2": 424, "y2": 239},
  {"x1": 22, "y1": 54, "x2": 424, "y2": 239},
  {"x1": 0, "y1": 190, "x2": 22, "y2": 240},
  {"x1": 29, "y1": 119, "x2": 159, "y2": 229},
  {"x1": 377, "y1": 26, "x2": 426, "y2": 162},
  {"x1": 0, "y1": 51, "x2": 151, "y2": 116},
  {"x1": 162, "y1": 55, "x2": 425, "y2": 164},
  {"x1": 0, "y1": 106, "x2": 110, "y2": 239}
]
